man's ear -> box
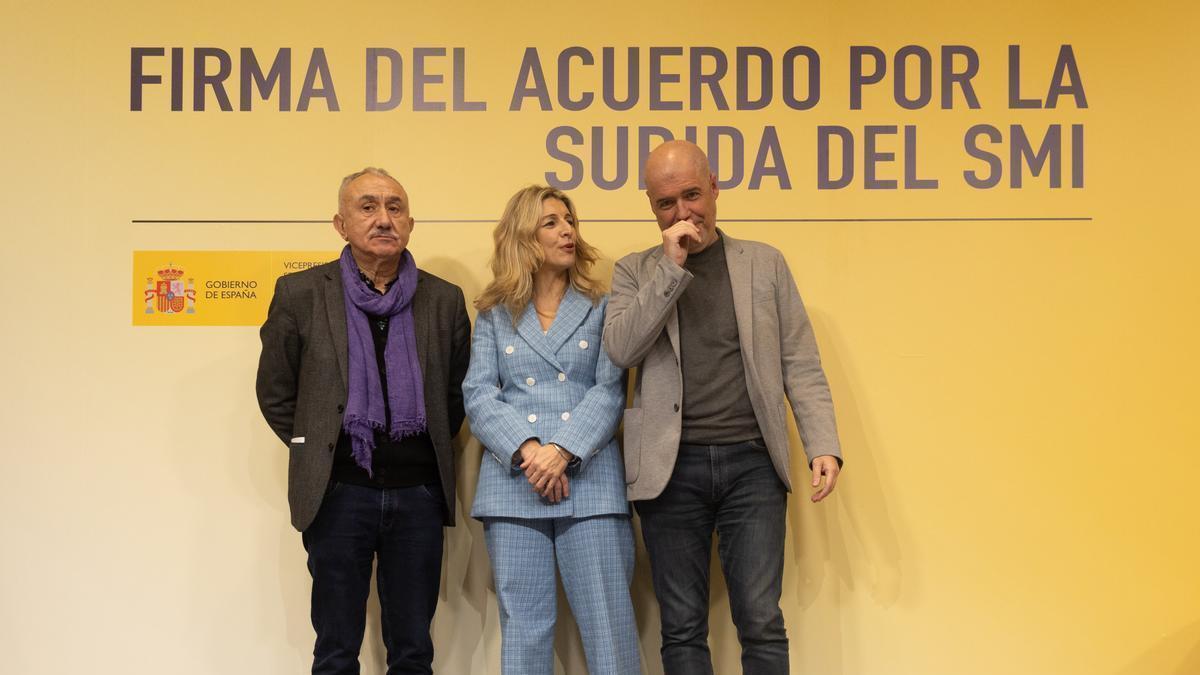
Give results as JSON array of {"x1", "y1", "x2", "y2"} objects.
[{"x1": 332, "y1": 214, "x2": 347, "y2": 240}]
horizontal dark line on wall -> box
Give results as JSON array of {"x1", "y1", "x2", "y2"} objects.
[{"x1": 132, "y1": 216, "x2": 1093, "y2": 224}]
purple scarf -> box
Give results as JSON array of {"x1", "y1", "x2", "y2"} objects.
[{"x1": 339, "y1": 245, "x2": 426, "y2": 476}]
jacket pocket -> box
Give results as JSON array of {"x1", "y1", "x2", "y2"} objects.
[{"x1": 620, "y1": 408, "x2": 642, "y2": 484}]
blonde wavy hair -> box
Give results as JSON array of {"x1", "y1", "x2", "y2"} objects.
[{"x1": 474, "y1": 185, "x2": 605, "y2": 319}]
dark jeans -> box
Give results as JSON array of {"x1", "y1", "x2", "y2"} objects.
[
  {"x1": 636, "y1": 440, "x2": 789, "y2": 675},
  {"x1": 302, "y1": 482, "x2": 446, "y2": 675}
]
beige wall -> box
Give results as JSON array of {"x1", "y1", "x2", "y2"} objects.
[{"x1": 2, "y1": 1, "x2": 1199, "y2": 673}]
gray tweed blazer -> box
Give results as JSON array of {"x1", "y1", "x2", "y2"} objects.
[{"x1": 256, "y1": 260, "x2": 470, "y2": 531}]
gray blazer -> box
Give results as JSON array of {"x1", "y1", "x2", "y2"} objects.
[
  {"x1": 603, "y1": 231, "x2": 842, "y2": 501},
  {"x1": 256, "y1": 260, "x2": 471, "y2": 531}
]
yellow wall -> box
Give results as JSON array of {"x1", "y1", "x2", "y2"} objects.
[{"x1": 2, "y1": 1, "x2": 1198, "y2": 673}]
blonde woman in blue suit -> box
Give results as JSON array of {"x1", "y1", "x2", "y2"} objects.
[{"x1": 465, "y1": 185, "x2": 640, "y2": 674}]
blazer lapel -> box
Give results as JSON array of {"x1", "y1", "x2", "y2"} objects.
[
  {"x1": 323, "y1": 265, "x2": 350, "y2": 390},
  {"x1": 724, "y1": 233, "x2": 758, "y2": 374},
  {"x1": 412, "y1": 274, "x2": 431, "y2": 379},
  {"x1": 515, "y1": 301, "x2": 565, "y2": 372},
  {"x1": 544, "y1": 286, "x2": 590, "y2": 356}
]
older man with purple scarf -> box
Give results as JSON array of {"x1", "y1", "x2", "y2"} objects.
[{"x1": 257, "y1": 167, "x2": 471, "y2": 675}]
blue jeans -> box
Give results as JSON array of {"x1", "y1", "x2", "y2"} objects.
[
  {"x1": 636, "y1": 441, "x2": 789, "y2": 675},
  {"x1": 302, "y1": 482, "x2": 446, "y2": 675}
]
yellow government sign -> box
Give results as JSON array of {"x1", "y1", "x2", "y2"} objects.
[{"x1": 132, "y1": 250, "x2": 336, "y2": 326}]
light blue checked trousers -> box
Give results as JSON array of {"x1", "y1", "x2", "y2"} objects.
[{"x1": 483, "y1": 515, "x2": 641, "y2": 674}]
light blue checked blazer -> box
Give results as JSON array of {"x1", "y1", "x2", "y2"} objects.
[{"x1": 467, "y1": 288, "x2": 629, "y2": 519}]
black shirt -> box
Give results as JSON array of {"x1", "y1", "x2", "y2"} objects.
[{"x1": 331, "y1": 270, "x2": 440, "y2": 488}]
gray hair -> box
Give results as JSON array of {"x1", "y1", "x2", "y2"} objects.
[{"x1": 337, "y1": 167, "x2": 398, "y2": 207}]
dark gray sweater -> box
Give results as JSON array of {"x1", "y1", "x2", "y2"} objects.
[{"x1": 677, "y1": 235, "x2": 762, "y2": 445}]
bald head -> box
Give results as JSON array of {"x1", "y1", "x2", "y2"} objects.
[
  {"x1": 643, "y1": 140, "x2": 720, "y2": 254},
  {"x1": 644, "y1": 140, "x2": 712, "y2": 191}
]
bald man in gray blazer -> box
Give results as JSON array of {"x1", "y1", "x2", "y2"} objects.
[{"x1": 604, "y1": 141, "x2": 843, "y2": 675}]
